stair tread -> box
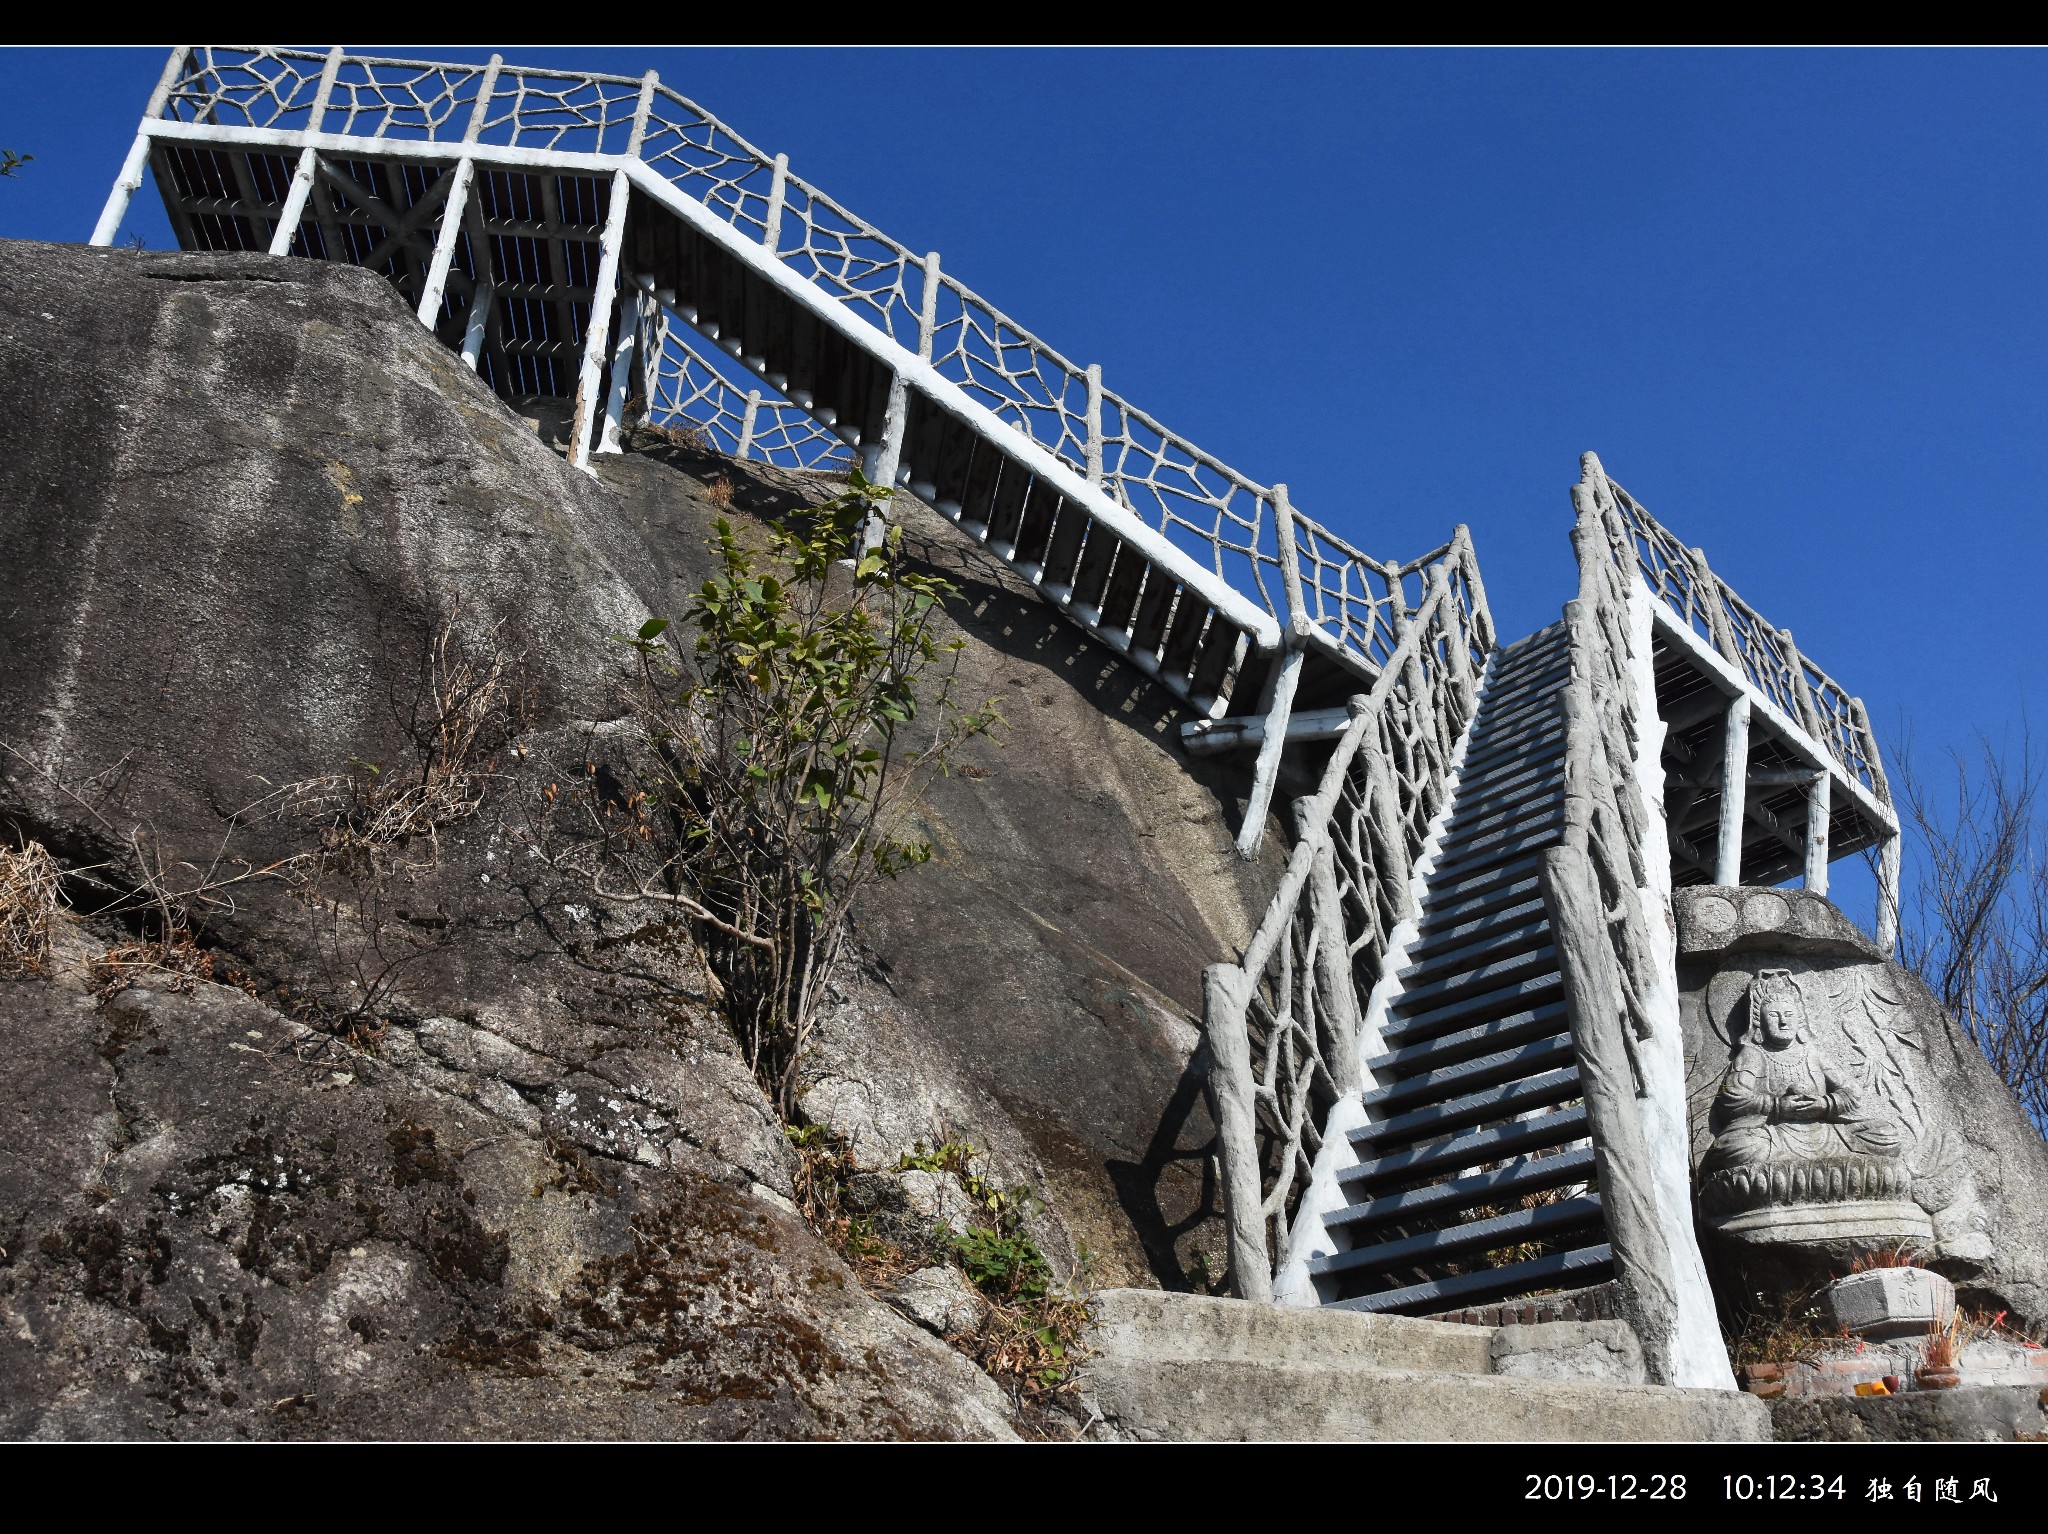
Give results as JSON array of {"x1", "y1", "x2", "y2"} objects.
[
  {"x1": 1367, "y1": 1000, "x2": 1570, "y2": 1075},
  {"x1": 1324, "y1": 1145, "x2": 1599, "y2": 1234},
  {"x1": 1326, "y1": 1244, "x2": 1615, "y2": 1316}
]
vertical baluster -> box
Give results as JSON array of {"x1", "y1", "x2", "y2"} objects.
[{"x1": 92, "y1": 47, "x2": 192, "y2": 246}]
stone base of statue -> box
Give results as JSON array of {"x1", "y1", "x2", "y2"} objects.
[{"x1": 1700, "y1": 1155, "x2": 1934, "y2": 1249}]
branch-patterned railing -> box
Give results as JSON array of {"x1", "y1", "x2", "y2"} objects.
[
  {"x1": 1600, "y1": 474, "x2": 1885, "y2": 797},
  {"x1": 1202, "y1": 529, "x2": 1491, "y2": 1299},
  {"x1": 148, "y1": 44, "x2": 1428, "y2": 680},
  {"x1": 1533, "y1": 451, "x2": 1698, "y2": 1384}
]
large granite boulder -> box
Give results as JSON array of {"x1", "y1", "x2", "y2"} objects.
[{"x1": 0, "y1": 236, "x2": 1276, "y2": 1432}]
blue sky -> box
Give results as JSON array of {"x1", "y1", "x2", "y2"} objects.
[{"x1": 2, "y1": 46, "x2": 2042, "y2": 921}]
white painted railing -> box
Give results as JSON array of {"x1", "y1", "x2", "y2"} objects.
[{"x1": 117, "y1": 44, "x2": 1443, "y2": 686}]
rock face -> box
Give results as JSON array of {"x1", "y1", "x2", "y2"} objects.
[
  {"x1": 1673, "y1": 885, "x2": 2048, "y2": 1331},
  {"x1": 0, "y1": 237, "x2": 1278, "y2": 1434}
]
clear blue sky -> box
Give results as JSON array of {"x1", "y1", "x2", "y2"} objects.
[{"x1": 2, "y1": 45, "x2": 2042, "y2": 920}]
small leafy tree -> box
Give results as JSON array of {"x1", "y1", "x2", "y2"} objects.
[{"x1": 552, "y1": 471, "x2": 998, "y2": 1113}]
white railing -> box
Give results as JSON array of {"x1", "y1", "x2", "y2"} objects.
[
  {"x1": 1601, "y1": 474, "x2": 1886, "y2": 799},
  {"x1": 134, "y1": 44, "x2": 1434, "y2": 682},
  {"x1": 1200, "y1": 529, "x2": 1490, "y2": 1298}
]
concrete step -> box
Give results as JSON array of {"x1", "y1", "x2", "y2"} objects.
[{"x1": 1075, "y1": 1290, "x2": 1770, "y2": 1443}]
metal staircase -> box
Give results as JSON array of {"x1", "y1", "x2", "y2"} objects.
[
  {"x1": 1307, "y1": 624, "x2": 1614, "y2": 1314},
  {"x1": 92, "y1": 49, "x2": 1908, "y2": 1393}
]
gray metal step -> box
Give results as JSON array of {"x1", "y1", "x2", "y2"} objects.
[
  {"x1": 1367, "y1": 999, "x2": 1571, "y2": 1077},
  {"x1": 1382, "y1": 969, "x2": 1566, "y2": 1044},
  {"x1": 1424, "y1": 821, "x2": 1567, "y2": 886},
  {"x1": 1340, "y1": 1104, "x2": 1590, "y2": 1195},
  {"x1": 1461, "y1": 716, "x2": 1567, "y2": 770},
  {"x1": 1309, "y1": 1194, "x2": 1605, "y2": 1282},
  {"x1": 1435, "y1": 804, "x2": 1568, "y2": 861},
  {"x1": 1347, "y1": 1065, "x2": 1583, "y2": 1150},
  {"x1": 1327, "y1": 1244, "x2": 1615, "y2": 1316},
  {"x1": 1417, "y1": 862, "x2": 1547, "y2": 931},
  {"x1": 1443, "y1": 775, "x2": 1563, "y2": 837},
  {"x1": 1452, "y1": 738, "x2": 1567, "y2": 801},
  {"x1": 1465, "y1": 678, "x2": 1568, "y2": 738},
  {"x1": 1407, "y1": 893, "x2": 1548, "y2": 961},
  {"x1": 1391, "y1": 939, "x2": 1558, "y2": 1014},
  {"x1": 1323, "y1": 1145, "x2": 1600, "y2": 1237},
  {"x1": 1360, "y1": 1034, "x2": 1578, "y2": 1115},
  {"x1": 1397, "y1": 917, "x2": 1551, "y2": 988},
  {"x1": 1457, "y1": 727, "x2": 1567, "y2": 783}
]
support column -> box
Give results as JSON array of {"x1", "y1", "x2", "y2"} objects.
[
  {"x1": 858, "y1": 371, "x2": 908, "y2": 554},
  {"x1": 459, "y1": 178, "x2": 496, "y2": 371},
  {"x1": 1877, "y1": 830, "x2": 1903, "y2": 955},
  {"x1": 598, "y1": 284, "x2": 648, "y2": 454},
  {"x1": 91, "y1": 48, "x2": 190, "y2": 246},
  {"x1": 1803, "y1": 771, "x2": 1832, "y2": 896},
  {"x1": 413, "y1": 158, "x2": 477, "y2": 328},
  {"x1": 267, "y1": 47, "x2": 344, "y2": 258},
  {"x1": 569, "y1": 71, "x2": 656, "y2": 473},
  {"x1": 1716, "y1": 693, "x2": 1751, "y2": 885}
]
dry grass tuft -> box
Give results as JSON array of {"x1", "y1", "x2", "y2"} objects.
[
  {"x1": 0, "y1": 838, "x2": 63, "y2": 977},
  {"x1": 282, "y1": 614, "x2": 523, "y2": 871}
]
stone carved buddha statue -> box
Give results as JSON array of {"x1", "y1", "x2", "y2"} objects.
[{"x1": 1699, "y1": 969, "x2": 1931, "y2": 1246}]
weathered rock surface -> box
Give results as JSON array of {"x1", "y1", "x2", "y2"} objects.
[
  {"x1": 1674, "y1": 885, "x2": 2048, "y2": 1331},
  {"x1": 1, "y1": 916, "x2": 1014, "y2": 1439},
  {"x1": 0, "y1": 237, "x2": 1281, "y2": 1434}
]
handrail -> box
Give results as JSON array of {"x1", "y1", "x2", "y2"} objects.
[
  {"x1": 1534, "y1": 451, "x2": 1700, "y2": 1385},
  {"x1": 142, "y1": 44, "x2": 1437, "y2": 680},
  {"x1": 1596, "y1": 470, "x2": 1887, "y2": 801},
  {"x1": 1201, "y1": 528, "x2": 1489, "y2": 1299}
]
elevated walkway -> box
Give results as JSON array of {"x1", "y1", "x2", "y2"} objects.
[{"x1": 95, "y1": 46, "x2": 1490, "y2": 848}]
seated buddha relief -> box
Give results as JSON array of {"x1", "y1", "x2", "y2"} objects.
[{"x1": 1698, "y1": 969, "x2": 1932, "y2": 1246}]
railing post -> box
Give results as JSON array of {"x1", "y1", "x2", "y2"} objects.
[
  {"x1": 1238, "y1": 486, "x2": 1309, "y2": 859},
  {"x1": 1203, "y1": 962, "x2": 1273, "y2": 1303},
  {"x1": 762, "y1": 152, "x2": 788, "y2": 252},
  {"x1": 737, "y1": 388, "x2": 762, "y2": 460},
  {"x1": 918, "y1": 251, "x2": 941, "y2": 361},
  {"x1": 1538, "y1": 841, "x2": 1686, "y2": 1385},
  {"x1": 1716, "y1": 693, "x2": 1751, "y2": 886},
  {"x1": 1452, "y1": 522, "x2": 1495, "y2": 654},
  {"x1": 1688, "y1": 544, "x2": 1743, "y2": 665},
  {"x1": 411, "y1": 54, "x2": 499, "y2": 324},
  {"x1": 266, "y1": 46, "x2": 344, "y2": 258},
  {"x1": 1778, "y1": 627, "x2": 1827, "y2": 740},
  {"x1": 1084, "y1": 363, "x2": 1104, "y2": 487},
  {"x1": 1307, "y1": 834, "x2": 1362, "y2": 1099},
  {"x1": 91, "y1": 46, "x2": 190, "y2": 246}
]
